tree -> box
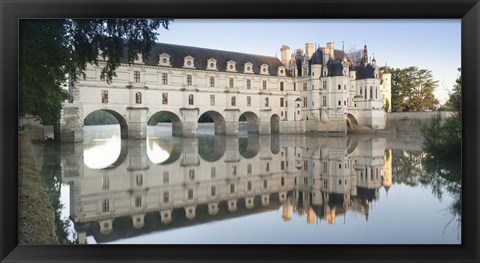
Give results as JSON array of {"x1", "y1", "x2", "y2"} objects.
[
  {"x1": 384, "y1": 98, "x2": 390, "y2": 112},
  {"x1": 20, "y1": 19, "x2": 173, "y2": 125},
  {"x1": 390, "y1": 66, "x2": 439, "y2": 112},
  {"x1": 421, "y1": 68, "x2": 461, "y2": 160}
]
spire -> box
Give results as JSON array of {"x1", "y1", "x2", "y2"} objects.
[{"x1": 363, "y1": 42, "x2": 368, "y2": 66}]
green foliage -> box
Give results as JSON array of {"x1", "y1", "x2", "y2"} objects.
[
  {"x1": 390, "y1": 66, "x2": 439, "y2": 112},
  {"x1": 20, "y1": 19, "x2": 173, "y2": 125},
  {"x1": 421, "y1": 67, "x2": 461, "y2": 161},
  {"x1": 147, "y1": 113, "x2": 172, "y2": 125},
  {"x1": 198, "y1": 114, "x2": 214, "y2": 123},
  {"x1": 84, "y1": 110, "x2": 118, "y2": 125},
  {"x1": 384, "y1": 98, "x2": 390, "y2": 112}
]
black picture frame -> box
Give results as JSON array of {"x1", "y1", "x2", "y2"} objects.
[{"x1": 1, "y1": 0, "x2": 479, "y2": 262}]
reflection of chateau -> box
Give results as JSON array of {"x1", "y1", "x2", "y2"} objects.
[
  {"x1": 60, "y1": 42, "x2": 391, "y2": 142},
  {"x1": 61, "y1": 134, "x2": 392, "y2": 244}
]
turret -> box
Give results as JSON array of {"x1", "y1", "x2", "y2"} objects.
[{"x1": 280, "y1": 45, "x2": 291, "y2": 68}]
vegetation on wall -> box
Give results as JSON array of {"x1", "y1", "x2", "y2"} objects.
[{"x1": 20, "y1": 19, "x2": 172, "y2": 125}]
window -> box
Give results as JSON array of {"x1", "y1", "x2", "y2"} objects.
[
  {"x1": 304, "y1": 160, "x2": 308, "y2": 171},
  {"x1": 102, "y1": 199, "x2": 109, "y2": 212},
  {"x1": 338, "y1": 84, "x2": 341, "y2": 90},
  {"x1": 163, "y1": 171, "x2": 169, "y2": 183},
  {"x1": 162, "y1": 93, "x2": 168, "y2": 105},
  {"x1": 280, "y1": 82, "x2": 284, "y2": 91},
  {"x1": 188, "y1": 94, "x2": 194, "y2": 105},
  {"x1": 303, "y1": 97, "x2": 307, "y2": 107},
  {"x1": 247, "y1": 181, "x2": 252, "y2": 191},
  {"x1": 229, "y1": 78, "x2": 234, "y2": 88},
  {"x1": 162, "y1": 73, "x2": 168, "y2": 85},
  {"x1": 232, "y1": 165, "x2": 237, "y2": 175},
  {"x1": 344, "y1": 100, "x2": 347, "y2": 106},
  {"x1": 324, "y1": 179, "x2": 328, "y2": 188},
  {"x1": 187, "y1": 75, "x2": 192, "y2": 86},
  {"x1": 189, "y1": 169, "x2": 195, "y2": 180},
  {"x1": 210, "y1": 77, "x2": 215, "y2": 87},
  {"x1": 303, "y1": 83, "x2": 307, "y2": 91},
  {"x1": 323, "y1": 81, "x2": 327, "y2": 90},
  {"x1": 230, "y1": 184, "x2": 235, "y2": 193},
  {"x1": 136, "y1": 174, "x2": 143, "y2": 186},
  {"x1": 312, "y1": 85, "x2": 314, "y2": 90},
  {"x1": 338, "y1": 163, "x2": 342, "y2": 169},
  {"x1": 338, "y1": 100, "x2": 341, "y2": 106},
  {"x1": 339, "y1": 180, "x2": 342, "y2": 185},
  {"x1": 344, "y1": 84, "x2": 347, "y2": 90},
  {"x1": 247, "y1": 79, "x2": 251, "y2": 89},
  {"x1": 281, "y1": 177, "x2": 285, "y2": 186},
  {"x1": 281, "y1": 161, "x2": 285, "y2": 170},
  {"x1": 231, "y1": 96, "x2": 236, "y2": 106},
  {"x1": 134, "y1": 71, "x2": 140, "y2": 82},
  {"x1": 365, "y1": 88, "x2": 367, "y2": 99},
  {"x1": 360, "y1": 88, "x2": 363, "y2": 94},
  {"x1": 370, "y1": 86, "x2": 373, "y2": 99},
  {"x1": 163, "y1": 191, "x2": 169, "y2": 203},
  {"x1": 247, "y1": 164, "x2": 252, "y2": 174},
  {"x1": 265, "y1": 97, "x2": 269, "y2": 107},
  {"x1": 102, "y1": 176, "x2": 109, "y2": 190},
  {"x1": 211, "y1": 186, "x2": 216, "y2": 196},
  {"x1": 376, "y1": 87, "x2": 378, "y2": 99},
  {"x1": 135, "y1": 92, "x2": 142, "y2": 104},
  {"x1": 210, "y1": 95, "x2": 215, "y2": 106},
  {"x1": 280, "y1": 98, "x2": 284, "y2": 107},
  {"x1": 263, "y1": 180, "x2": 268, "y2": 189},
  {"x1": 323, "y1": 163, "x2": 328, "y2": 173},
  {"x1": 266, "y1": 162, "x2": 270, "y2": 172},
  {"x1": 188, "y1": 189, "x2": 193, "y2": 199},
  {"x1": 263, "y1": 80, "x2": 267, "y2": 90},
  {"x1": 135, "y1": 196, "x2": 142, "y2": 207},
  {"x1": 211, "y1": 167, "x2": 216, "y2": 178},
  {"x1": 101, "y1": 90, "x2": 108, "y2": 103},
  {"x1": 247, "y1": 96, "x2": 251, "y2": 106},
  {"x1": 293, "y1": 83, "x2": 296, "y2": 91}
]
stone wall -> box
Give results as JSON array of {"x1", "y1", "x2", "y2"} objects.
[{"x1": 385, "y1": 111, "x2": 453, "y2": 133}]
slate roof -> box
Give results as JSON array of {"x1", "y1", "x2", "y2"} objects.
[
  {"x1": 123, "y1": 42, "x2": 290, "y2": 77},
  {"x1": 354, "y1": 63, "x2": 375, "y2": 79},
  {"x1": 294, "y1": 47, "x2": 347, "y2": 77}
]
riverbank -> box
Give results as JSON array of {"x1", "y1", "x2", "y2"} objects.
[{"x1": 18, "y1": 131, "x2": 59, "y2": 244}]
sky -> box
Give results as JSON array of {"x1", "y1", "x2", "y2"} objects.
[{"x1": 156, "y1": 19, "x2": 461, "y2": 104}]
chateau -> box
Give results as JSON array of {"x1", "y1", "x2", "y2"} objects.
[{"x1": 61, "y1": 41, "x2": 392, "y2": 142}]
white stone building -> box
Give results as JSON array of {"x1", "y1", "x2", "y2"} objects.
[{"x1": 61, "y1": 42, "x2": 391, "y2": 142}]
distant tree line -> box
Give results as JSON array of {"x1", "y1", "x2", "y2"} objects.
[{"x1": 84, "y1": 111, "x2": 118, "y2": 126}]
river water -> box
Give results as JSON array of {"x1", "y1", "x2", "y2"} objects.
[{"x1": 31, "y1": 124, "x2": 461, "y2": 244}]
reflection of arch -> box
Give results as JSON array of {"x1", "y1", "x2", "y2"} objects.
[
  {"x1": 270, "y1": 114, "x2": 280, "y2": 134},
  {"x1": 198, "y1": 110, "x2": 226, "y2": 135},
  {"x1": 346, "y1": 136, "x2": 359, "y2": 154},
  {"x1": 147, "y1": 137, "x2": 183, "y2": 165},
  {"x1": 83, "y1": 109, "x2": 128, "y2": 139},
  {"x1": 198, "y1": 136, "x2": 226, "y2": 162},
  {"x1": 239, "y1": 111, "x2": 259, "y2": 134},
  {"x1": 346, "y1": 113, "x2": 359, "y2": 131},
  {"x1": 148, "y1": 111, "x2": 183, "y2": 137},
  {"x1": 270, "y1": 134, "x2": 280, "y2": 154},
  {"x1": 239, "y1": 135, "x2": 260, "y2": 159},
  {"x1": 103, "y1": 139, "x2": 128, "y2": 169}
]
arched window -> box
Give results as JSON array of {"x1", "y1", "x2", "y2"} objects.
[
  {"x1": 188, "y1": 94, "x2": 194, "y2": 105},
  {"x1": 135, "y1": 92, "x2": 142, "y2": 104},
  {"x1": 265, "y1": 97, "x2": 269, "y2": 107},
  {"x1": 231, "y1": 96, "x2": 236, "y2": 106}
]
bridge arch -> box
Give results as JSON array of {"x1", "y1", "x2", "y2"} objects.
[
  {"x1": 147, "y1": 111, "x2": 183, "y2": 137},
  {"x1": 239, "y1": 111, "x2": 260, "y2": 135},
  {"x1": 239, "y1": 135, "x2": 260, "y2": 159},
  {"x1": 198, "y1": 136, "x2": 226, "y2": 162},
  {"x1": 83, "y1": 109, "x2": 128, "y2": 139},
  {"x1": 346, "y1": 113, "x2": 359, "y2": 131},
  {"x1": 146, "y1": 137, "x2": 183, "y2": 165},
  {"x1": 198, "y1": 110, "x2": 226, "y2": 135}
]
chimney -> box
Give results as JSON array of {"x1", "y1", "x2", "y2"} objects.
[
  {"x1": 280, "y1": 45, "x2": 291, "y2": 67},
  {"x1": 305, "y1": 43, "x2": 314, "y2": 59},
  {"x1": 326, "y1": 42, "x2": 335, "y2": 59}
]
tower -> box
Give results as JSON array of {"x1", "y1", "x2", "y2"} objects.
[{"x1": 363, "y1": 43, "x2": 369, "y2": 66}]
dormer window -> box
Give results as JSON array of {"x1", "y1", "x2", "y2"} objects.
[
  {"x1": 278, "y1": 66, "x2": 286, "y2": 76},
  {"x1": 183, "y1": 56, "x2": 195, "y2": 68},
  {"x1": 260, "y1": 64, "x2": 269, "y2": 75},
  {"x1": 159, "y1": 53, "x2": 171, "y2": 67},
  {"x1": 244, "y1": 62, "x2": 253, "y2": 74},
  {"x1": 207, "y1": 58, "x2": 218, "y2": 70},
  {"x1": 133, "y1": 53, "x2": 144, "y2": 64},
  {"x1": 226, "y1": 60, "x2": 236, "y2": 72}
]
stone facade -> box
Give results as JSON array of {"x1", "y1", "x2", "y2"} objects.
[{"x1": 60, "y1": 42, "x2": 391, "y2": 142}]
